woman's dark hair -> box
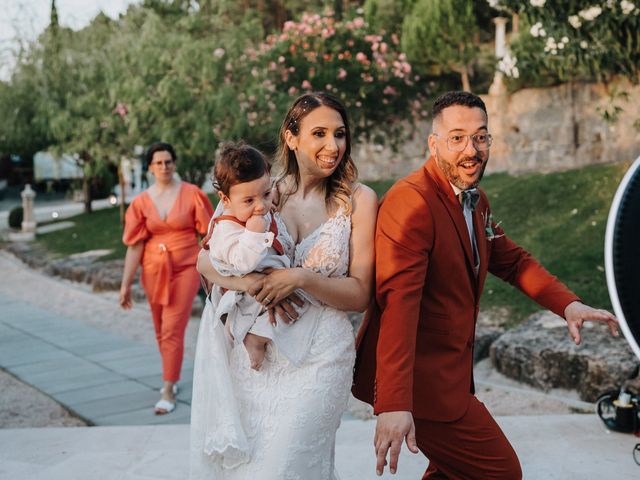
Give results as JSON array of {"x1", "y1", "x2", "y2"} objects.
[
  {"x1": 275, "y1": 91, "x2": 357, "y2": 213},
  {"x1": 213, "y1": 142, "x2": 271, "y2": 196},
  {"x1": 145, "y1": 142, "x2": 177, "y2": 167}
]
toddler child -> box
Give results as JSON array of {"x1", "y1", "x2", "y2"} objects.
[{"x1": 203, "y1": 142, "x2": 292, "y2": 370}]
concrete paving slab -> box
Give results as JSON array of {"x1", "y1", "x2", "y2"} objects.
[
  {"x1": 93, "y1": 404, "x2": 191, "y2": 426},
  {"x1": 18, "y1": 358, "x2": 109, "y2": 377},
  {"x1": 0, "y1": 348, "x2": 78, "y2": 368},
  {"x1": 64, "y1": 340, "x2": 135, "y2": 356},
  {"x1": 69, "y1": 389, "x2": 165, "y2": 419},
  {"x1": 84, "y1": 345, "x2": 158, "y2": 362},
  {"x1": 10, "y1": 357, "x2": 100, "y2": 376},
  {"x1": 1, "y1": 415, "x2": 638, "y2": 479},
  {"x1": 54, "y1": 380, "x2": 152, "y2": 405},
  {"x1": 38, "y1": 371, "x2": 128, "y2": 394}
]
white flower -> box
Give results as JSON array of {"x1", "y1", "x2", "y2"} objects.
[
  {"x1": 579, "y1": 6, "x2": 603, "y2": 21},
  {"x1": 487, "y1": 0, "x2": 500, "y2": 7},
  {"x1": 530, "y1": 0, "x2": 546, "y2": 6},
  {"x1": 498, "y1": 51, "x2": 519, "y2": 78},
  {"x1": 568, "y1": 15, "x2": 582, "y2": 28},
  {"x1": 561, "y1": 36, "x2": 569, "y2": 43},
  {"x1": 544, "y1": 37, "x2": 558, "y2": 53},
  {"x1": 213, "y1": 47, "x2": 225, "y2": 58},
  {"x1": 620, "y1": 0, "x2": 636, "y2": 14},
  {"x1": 580, "y1": 40, "x2": 589, "y2": 48},
  {"x1": 530, "y1": 22, "x2": 546, "y2": 37}
]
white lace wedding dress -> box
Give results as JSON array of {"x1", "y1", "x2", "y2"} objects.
[{"x1": 190, "y1": 208, "x2": 355, "y2": 480}]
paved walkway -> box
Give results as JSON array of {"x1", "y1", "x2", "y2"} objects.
[
  {"x1": 0, "y1": 292, "x2": 193, "y2": 426},
  {"x1": 1, "y1": 416, "x2": 639, "y2": 479},
  {"x1": 1, "y1": 251, "x2": 640, "y2": 478}
]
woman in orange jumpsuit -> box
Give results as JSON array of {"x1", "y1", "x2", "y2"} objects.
[{"x1": 119, "y1": 142, "x2": 213, "y2": 414}]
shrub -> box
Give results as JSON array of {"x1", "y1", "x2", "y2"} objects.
[
  {"x1": 8, "y1": 206, "x2": 23, "y2": 229},
  {"x1": 493, "y1": 0, "x2": 640, "y2": 88},
  {"x1": 227, "y1": 9, "x2": 431, "y2": 148}
]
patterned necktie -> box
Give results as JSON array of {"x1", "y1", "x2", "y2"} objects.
[
  {"x1": 458, "y1": 188, "x2": 480, "y2": 273},
  {"x1": 458, "y1": 188, "x2": 480, "y2": 212}
]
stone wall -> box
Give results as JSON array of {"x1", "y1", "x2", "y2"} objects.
[{"x1": 355, "y1": 79, "x2": 640, "y2": 181}]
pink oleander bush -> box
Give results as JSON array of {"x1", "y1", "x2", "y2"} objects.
[{"x1": 222, "y1": 10, "x2": 431, "y2": 148}]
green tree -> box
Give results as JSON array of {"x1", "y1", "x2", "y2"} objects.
[{"x1": 402, "y1": 0, "x2": 479, "y2": 92}]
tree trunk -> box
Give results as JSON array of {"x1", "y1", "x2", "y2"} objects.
[
  {"x1": 82, "y1": 175, "x2": 92, "y2": 214},
  {"x1": 118, "y1": 159, "x2": 126, "y2": 227},
  {"x1": 460, "y1": 68, "x2": 471, "y2": 92}
]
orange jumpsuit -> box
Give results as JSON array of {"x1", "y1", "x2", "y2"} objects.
[{"x1": 123, "y1": 182, "x2": 213, "y2": 382}]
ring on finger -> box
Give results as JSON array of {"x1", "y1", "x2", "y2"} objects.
[{"x1": 264, "y1": 296, "x2": 272, "y2": 304}]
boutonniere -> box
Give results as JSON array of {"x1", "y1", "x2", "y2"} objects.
[{"x1": 481, "y1": 209, "x2": 504, "y2": 242}]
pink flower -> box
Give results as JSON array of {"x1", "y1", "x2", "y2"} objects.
[
  {"x1": 383, "y1": 86, "x2": 397, "y2": 96},
  {"x1": 338, "y1": 68, "x2": 347, "y2": 80},
  {"x1": 379, "y1": 42, "x2": 388, "y2": 53},
  {"x1": 288, "y1": 86, "x2": 299, "y2": 96},
  {"x1": 353, "y1": 17, "x2": 365, "y2": 28},
  {"x1": 302, "y1": 80, "x2": 312, "y2": 89},
  {"x1": 391, "y1": 33, "x2": 399, "y2": 45},
  {"x1": 112, "y1": 103, "x2": 128, "y2": 119},
  {"x1": 355, "y1": 52, "x2": 368, "y2": 64}
]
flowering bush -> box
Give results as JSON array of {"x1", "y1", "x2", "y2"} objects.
[
  {"x1": 491, "y1": 0, "x2": 640, "y2": 87},
  {"x1": 224, "y1": 10, "x2": 430, "y2": 147}
]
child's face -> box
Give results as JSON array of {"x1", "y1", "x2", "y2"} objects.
[{"x1": 218, "y1": 173, "x2": 273, "y2": 222}]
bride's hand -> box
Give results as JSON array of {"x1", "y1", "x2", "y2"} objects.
[
  {"x1": 267, "y1": 292, "x2": 305, "y2": 325},
  {"x1": 253, "y1": 268, "x2": 306, "y2": 306}
]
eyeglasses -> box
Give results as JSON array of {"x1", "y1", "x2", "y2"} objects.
[
  {"x1": 150, "y1": 160, "x2": 175, "y2": 167},
  {"x1": 434, "y1": 133, "x2": 493, "y2": 152}
]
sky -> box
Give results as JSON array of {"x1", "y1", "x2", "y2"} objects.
[{"x1": 0, "y1": 0, "x2": 140, "y2": 79}]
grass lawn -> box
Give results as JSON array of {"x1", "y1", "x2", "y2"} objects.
[{"x1": 36, "y1": 163, "x2": 628, "y2": 324}]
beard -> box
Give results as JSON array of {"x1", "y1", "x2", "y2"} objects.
[{"x1": 435, "y1": 151, "x2": 487, "y2": 190}]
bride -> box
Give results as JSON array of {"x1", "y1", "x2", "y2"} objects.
[{"x1": 189, "y1": 92, "x2": 378, "y2": 479}]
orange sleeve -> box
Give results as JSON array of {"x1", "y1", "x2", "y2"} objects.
[
  {"x1": 374, "y1": 183, "x2": 434, "y2": 414},
  {"x1": 122, "y1": 197, "x2": 150, "y2": 246},
  {"x1": 192, "y1": 187, "x2": 214, "y2": 235}
]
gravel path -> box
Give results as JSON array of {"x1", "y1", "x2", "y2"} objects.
[{"x1": 0, "y1": 249, "x2": 583, "y2": 428}]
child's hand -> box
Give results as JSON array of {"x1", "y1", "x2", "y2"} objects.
[{"x1": 245, "y1": 214, "x2": 268, "y2": 232}]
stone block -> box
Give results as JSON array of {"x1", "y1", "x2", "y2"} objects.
[{"x1": 490, "y1": 311, "x2": 640, "y2": 401}]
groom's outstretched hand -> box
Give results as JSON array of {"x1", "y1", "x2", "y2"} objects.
[
  {"x1": 564, "y1": 301, "x2": 618, "y2": 345},
  {"x1": 374, "y1": 411, "x2": 419, "y2": 476}
]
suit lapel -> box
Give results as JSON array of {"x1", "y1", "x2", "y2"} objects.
[
  {"x1": 424, "y1": 159, "x2": 476, "y2": 278},
  {"x1": 473, "y1": 201, "x2": 489, "y2": 296}
]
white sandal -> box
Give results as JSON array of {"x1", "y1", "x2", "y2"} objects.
[
  {"x1": 154, "y1": 384, "x2": 178, "y2": 414},
  {"x1": 154, "y1": 398, "x2": 176, "y2": 415}
]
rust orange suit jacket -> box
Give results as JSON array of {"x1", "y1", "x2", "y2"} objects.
[{"x1": 352, "y1": 157, "x2": 580, "y2": 422}]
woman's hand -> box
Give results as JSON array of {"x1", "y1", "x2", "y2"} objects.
[
  {"x1": 119, "y1": 284, "x2": 133, "y2": 310},
  {"x1": 252, "y1": 268, "x2": 306, "y2": 306},
  {"x1": 248, "y1": 268, "x2": 307, "y2": 325}
]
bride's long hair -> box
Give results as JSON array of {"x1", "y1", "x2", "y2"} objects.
[{"x1": 274, "y1": 92, "x2": 358, "y2": 214}]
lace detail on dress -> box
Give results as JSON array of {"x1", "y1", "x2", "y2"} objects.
[{"x1": 275, "y1": 208, "x2": 351, "y2": 278}]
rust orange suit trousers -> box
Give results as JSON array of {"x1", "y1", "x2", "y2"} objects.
[{"x1": 415, "y1": 395, "x2": 522, "y2": 480}]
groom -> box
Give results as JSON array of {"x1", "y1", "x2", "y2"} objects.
[{"x1": 352, "y1": 91, "x2": 619, "y2": 478}]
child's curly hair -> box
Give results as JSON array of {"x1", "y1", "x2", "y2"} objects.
[{"x1": 212, "y1": 142, "x2": 271, "y2": 196}]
